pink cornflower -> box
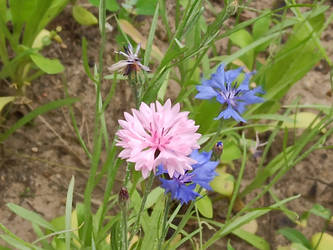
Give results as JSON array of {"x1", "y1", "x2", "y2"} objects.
[{"x1": 116, "y1": 99, "x2": 201, "y2": 178}]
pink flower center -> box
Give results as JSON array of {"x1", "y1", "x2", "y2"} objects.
[{"x1": 147, "y1": 125, "x2": 172, "y2": 153}]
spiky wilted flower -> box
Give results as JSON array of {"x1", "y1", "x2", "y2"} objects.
[{"x1": 108, "y1": 43, "x2": 150, "y2": 75}]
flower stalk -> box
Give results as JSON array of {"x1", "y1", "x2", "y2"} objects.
[{"x1": 129, "y1": 172, "x2": 155, "y2": 242}]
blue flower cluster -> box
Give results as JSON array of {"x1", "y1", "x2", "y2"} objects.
[
  {"x1": 195, "y1": 64, "x2": 264, "y2": 122},
  {"x1": 157, "y1": 150, "x2": 218, "y2": 204}
]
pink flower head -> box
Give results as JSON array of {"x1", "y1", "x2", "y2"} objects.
[{"x1": 116, "y1": 99, "x2": 201, "y2": 178}]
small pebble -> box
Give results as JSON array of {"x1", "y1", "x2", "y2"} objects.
[{"x1": 31, "y1": 147, "x2": 38, "y2": 153}]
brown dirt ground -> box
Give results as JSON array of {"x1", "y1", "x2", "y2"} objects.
[{"x1": 0, "y1": 1, "x2": 332, "y2": 249}]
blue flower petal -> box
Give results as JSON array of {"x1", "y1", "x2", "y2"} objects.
[
  {"x1": 190, "y1": 150, "x2": 212, "y2": 166},
  {"x1": 192, "y1": 161, "x2": 218, "y2": 190},
  {"x1": 238, "y1": 71, "x2": 256, "y2": 91},
  {"x1": 239, "y1": 88, "x2": 265, "y2": 104},
  {"x1": 195, "y1": 85, "x2": 218, "y2": 99},
  {"x1": 215, "y1": 105, "x2": 246, "y2": 122},
  {"x1": 211, "y1": 64, "x2": 226, "y2": 89},
  {"x1": 225, "y1": 67, "x2": 243, "y2": 84},
  {"x1": 160, "y1": 178, "x2": 199, "y2": 204},
  {"x1": 216, "y1": 94, "x2": 227, "y2": 105}
]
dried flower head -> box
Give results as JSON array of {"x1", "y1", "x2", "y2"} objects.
[
  {"x1": 116, "y1": 99, "x2": 201, "y2": 178},
  {"x1": 108, "y1": 43, "x2": 150, "y2": 75}
]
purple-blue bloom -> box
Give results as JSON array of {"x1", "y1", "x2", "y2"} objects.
[
  {"x1": 195, "y1": 64, "x2": 264, "y2": 122},
  {"x1": 157, "y1": 150, "x2": 218, "y2": 204}
]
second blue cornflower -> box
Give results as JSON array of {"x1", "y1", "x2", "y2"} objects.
[{"x1": 195, "y1": 64, "x2": 264, "y2": 122}]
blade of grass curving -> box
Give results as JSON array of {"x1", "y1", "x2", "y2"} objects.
[
  {"x1": 226, "y1": 133, "x2": 247, "y2": 222},
  {"x1": 0, "y1": 223, "x2": 42, "y2": 250},
  {"x1": 82, "y1": 37, "x2": 95, "y2": 82},
  {"x1": 101, "y1": 72, "x2": 119, "y2": 113},
  {"x1": 6, "y1": 203, "x2": 56, "y2": 231},
  {"x1": 289, "y1": 0, "x2": 332, "y2": 66},
  {"x1": 164, "y1": 202, "x2": 195, "y2": 250},
  {"x1": 65, "y1": 176, "x2": 75, "y2": 250},
  {"x1": 63, "y1": 77, "x2": 92, "y2": 159},
  {"x1": 232, "y1": 228, "x2": 270, "y2": 250},
  {"x1": 144, "y1": 2, "x2": 159, "y2": 66},
  {"x1": 31, "y1": 224, "x2": 51, "y2": 250},
  {"x1": 203, "y1": 194, "x2": 300, "y2": 249},
  {"x1": 159, "y1": 0, "x2": 171, "y2": 41},
  {"x1": 239, "y1": 115, "x2": 333, "y2": 215},
  {"x1": 0, "y1": 97, "x2": 78, "y2": 142}
]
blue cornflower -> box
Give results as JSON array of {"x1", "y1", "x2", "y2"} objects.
[
  {"x1": 195, "y1": 64, "x2": 264, "y2": 122},
  {"x1": 157, "y1": 150, "x2": 218, "y2": 204}
]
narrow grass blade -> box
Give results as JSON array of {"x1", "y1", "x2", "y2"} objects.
[
  {"x1": 6, "y1": 203, "x2": 56, "y2": 231},
  {"x1": 0, "y1": 97, "x2": 79, "y2": 142},
  {"x1": 65, "y1": 176, "x2": 75, "y2": 250}
]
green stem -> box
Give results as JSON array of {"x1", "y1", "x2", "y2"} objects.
[
  {"x1": 82, "y1": 0, "x2": 106, "y2": 243},
  {"x1": 203, "y1": 119, "x2": 224, "y2": 151},
  {"x1": 124, "y1": 162, "x2": 132, "y2": 187},
  {"x1": 157, "y1": 195, "x2": 171, "y2": 250},
  {"x1": 121, "y1": 203, "x2": 128, "y2": 250},
  {"x1": 129, "y1": 172, "x2": 155, "y2": 242}
]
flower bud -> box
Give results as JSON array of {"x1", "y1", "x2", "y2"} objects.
[
  {"x1": 213, "y1": 141, "x2": 223, "y2": 160},
  {"x1": 227, "y1": 1, "x2": 238, "y2": 16},
  {"x1": 119, "y1": 187, "x2": 129, "y2": 203}
]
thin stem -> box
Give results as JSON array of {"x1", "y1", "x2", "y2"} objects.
[
  {"x1": 121, "y1": 203, "x2": 128, "y2": 250},
  {"x1": 129, "y1": 172, "x2": 155, "y2": 242},
  {"x1": 157, "y1": 195, "x2": 171, "y2": 250},
  {"x1": 225, "y1": 132, "x2": 247, "y2": 223},
  {"x1": 195, "y1": 205, "x2": 203, "y2": 250},
  {"x1": 203, "y1": 119, "x2": 224, "y2": 151},
  {"x1": 128, "y1": 73, "x2": 140, "y2": 108},
  {"x1": 124, "y1": 162, "x2": 132, "y2": 187}
]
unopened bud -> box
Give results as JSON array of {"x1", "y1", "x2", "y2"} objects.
[
  {"x1": 213, "y1": 141, "x2": 223, "y2": 160},
  {"x1": 227, "y1": 1, "x2": 238, "y2": 16},
  {"x1": 119, "y1": 187, "x2": 129, "y2": 203}
]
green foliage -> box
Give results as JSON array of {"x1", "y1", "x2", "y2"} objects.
[
  {"x1": 72, "y1": 5, "x2": 98, "y2": 26},
  {"x1": 0, "y1": 0, "x2": 68, "y2": 91}
]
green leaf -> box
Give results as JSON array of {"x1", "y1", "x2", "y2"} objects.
[
  {"x1": 210, "y1": 169, "x2": 235, "y2": 197},
  {"x1": 229, "y1": 29, "x2": 254, "y2": 69},
  {"x1": 196, "y1": 194, "x2": 213, "y2": 218},
  {"x1": 221, "y1": 142, "x2": 242, "y2": 164},
  {"x1": 203, "y1": 195, "x2": 300, "y2": 248},
  {"x1": 227, "y1": 240, "x2": 235, "y2": 250},
  {"x1": 254, "y1": 11, "x2": 326, "y2": 114},
  {"x1": 233, "y1": 228, "x2": 270, "y2": 250},
  {"x1": 278, "y1": 227, "x2": 311, "y2": 249},
  {"x1": 143, "y1": 1, "x2": 159, "y2": 65},
  {"x1": 311, "y1": 232, "x2": 333, "y2": 250},
  {"x1": 135, "y1": 0, "x2": 158, "y2": 15},
  {"x1": 0, "y1": 96, "x2": 14, "y2": 113},
  {"x1": 0, "y1": 97, "x2": 79, "y2": 142},
  {"x1": 72, "y1": 5, "x2": 98, "y2": 26},
  {"x1": 253, "y1": 11, "x2": 271, "y2": 52},
  {"x1": 309, "y1": 204, "x2": 331, "y2": 220},
  {"x1": 194, "y1": 100, "x2": 220, "y2": 134},
  {"x1": 30, "y1": 53, "x2": 64, "y2": 74},
  {"x1": 281, "y1": 112, "x2": 321, "y2": 129},
  {"x1": 145, "y1": 187, "x2": 164, "y2": 209},
  {"x1": 88, "y1": 0, "x2": 119, "y2": 12},
  {"x1": 0, "y1": 235, "x2": 31, "y2": 250},
  {"x1": 7, "y1": 203, "x2": 56, "y2": 231}
]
